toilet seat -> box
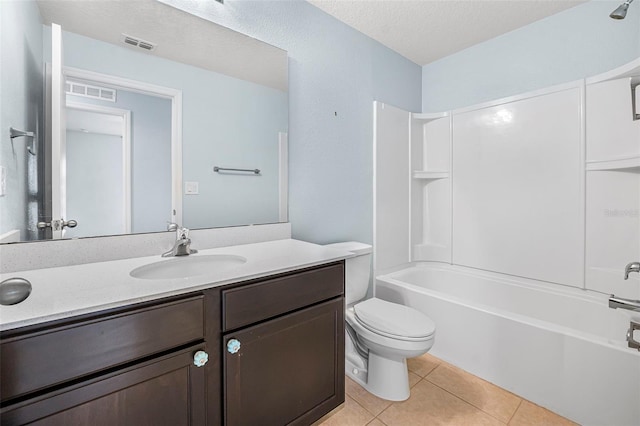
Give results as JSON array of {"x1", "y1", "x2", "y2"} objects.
[{"x1": 354, "y1": 298, "x2": 435, "y2": 341}]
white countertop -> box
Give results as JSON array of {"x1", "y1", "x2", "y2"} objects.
[{"x1": 0, "y1": 239, "x2": 353, "y2": 331}]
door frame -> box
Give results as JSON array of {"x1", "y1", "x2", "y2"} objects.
[
  {"x1": 66, "y1": 101, "x2": 132, "y2": 233},
  {"x1": 63, "y1": 67, "x2": 183, "y2": 226}
]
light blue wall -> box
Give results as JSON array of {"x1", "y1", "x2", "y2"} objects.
[
  {"x1": 160, "y1": 0, "x2": 423, "y2": 245},
  {"x1": 181, "y1": 67, "x2": 285, "y2": 229},
  {"x1": 422, "y1": 1, "x2": 640, "y2": 112},
  {"x1": 0, "y1": 0, "x2": 43, "y2": 241}
]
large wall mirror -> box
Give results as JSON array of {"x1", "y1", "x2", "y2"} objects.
[{"x1": 0, "y1": 0, "x2": 288, "y2": 243}]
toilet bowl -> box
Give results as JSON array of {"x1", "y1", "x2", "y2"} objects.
[
  {"x1": 346, "y1": 298, "x2": 435, "y2": 401},
  {"x1": 326, "y1": 242, "x2": 436, "y2": 401}
]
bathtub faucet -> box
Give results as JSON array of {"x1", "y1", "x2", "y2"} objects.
[
  {"x1": 624, "y1": 262, "x2": 640, "y2": 280},
  {"x1": 609, "y1": 298, "x2": 640, "y2": 351},
  {"x1": 608, "y1": 296, "x2": 640, "y2": 312}
]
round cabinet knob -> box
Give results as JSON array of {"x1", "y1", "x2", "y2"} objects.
[
  {"x1": 193, "y1": 350, "x2": 209, "y2": 367},
  {"x1": 227, "y1": 339, "x2": 241, "y2": 354},
  {"x1": 65, "y1": 220, "x2": 78, "y2": 228}
]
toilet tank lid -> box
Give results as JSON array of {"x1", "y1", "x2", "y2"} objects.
[{"x1": 325, "y1": 242, "x2": 372, "y2": 256}]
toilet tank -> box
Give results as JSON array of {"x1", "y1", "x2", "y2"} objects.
[{"x1": 325, "y1": 242, "x2": 372, "y2": 305}]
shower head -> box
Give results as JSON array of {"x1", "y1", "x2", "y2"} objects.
[{"x1": 610, "y1": 0, "x2": 634, "y2": 19}]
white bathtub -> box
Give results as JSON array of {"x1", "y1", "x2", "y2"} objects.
[{"x1": 376, "y1": 264, "x2": 640, "y2": 426}]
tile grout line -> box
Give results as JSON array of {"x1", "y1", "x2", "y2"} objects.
[
  {"x1": 424, "y1": 363, "x2": 524, "y2": 424},
  {"x1": 506, "y1": 399, "x2": 524, "y2": 425},
  {"x1": 344, "y1": 392, "x2": 378, "y2": 423},
  {"x1": 423, "y1": 375, "x2": 511, "y2": 425},
  {"x1": 373, "y1": 415, "x2": 389, "y2": 426},
  {"x1": 408, "y1": 357, "x2": 442, "y2": 378},
  {"x1": 373, "y1": 377, "x2": 424, "y2": 424},
  {"x1": 345, "y1": 389, "x2": 393, "y2": 426},
  {"x1": 345, "y1": 382, "x2": 388, "y2": 419}
]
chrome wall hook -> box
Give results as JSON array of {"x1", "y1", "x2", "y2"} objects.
[{"x1": 9, "y1": 127, "x2": 37, "y2": 156}]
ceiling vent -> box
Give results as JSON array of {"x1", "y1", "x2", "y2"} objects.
[
  {"x1": 121, "y1": 34, "x2": 157, "y2": 51},
  {"x1": 65, "y1": 81, "x2": 116, "y2": 103}
]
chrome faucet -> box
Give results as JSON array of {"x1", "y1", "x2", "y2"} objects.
[
  {"x1": 624, "y1": 262, "x2": 640, "y2": 280},
  {"x1": 162, "y1": 226, "x2": 198, "y2": 257}
]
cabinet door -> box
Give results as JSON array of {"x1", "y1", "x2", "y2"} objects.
[
  {"x1": 1, "y1": 346, "x2": 207, "y2": 426},
  {"x1": 224, "y1": 298, "x2": 344, "y2": 426}
]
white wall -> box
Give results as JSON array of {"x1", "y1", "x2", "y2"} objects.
[{"x1": 0, "y1": 0, "x2": 44, "y2": 241}]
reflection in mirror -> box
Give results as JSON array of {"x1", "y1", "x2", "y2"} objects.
[
  {"x1": 0, "y1": 0, "x2": 288, "y2": 244},
  {"x1": 65, "y1": 86, "x2": 171, "y2": 238},
  {"x1": 63, "y1": 72, "x2": 174, "y2": 238}
]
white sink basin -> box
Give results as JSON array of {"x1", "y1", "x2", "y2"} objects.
[{"x1": 130, "y1": 254, "x2": 247, "y2": 280}]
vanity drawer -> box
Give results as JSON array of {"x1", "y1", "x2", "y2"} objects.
[
  {"x1": 1, "y1": 295, "x2": 204, "y2": 402},
  {"x1": 222, "y1": 262, "x2": 344, "y2": 331}
]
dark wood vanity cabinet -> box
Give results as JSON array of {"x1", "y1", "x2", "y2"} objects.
[
  {"x1": 220, "y1": 262, "x2": 345, "y2": 426},
  {"x1": 223, "y1": 298, "x2": 344, "y2": 426},
  {"x1": 0, "y1": 261, "x2": 345, "y2": 426},
  {"x1": 2, "y1": 345, "x2": 207, "y2": 426},
  {"x1": 0, "y1": 295, "x2": 210, "y2": 425}
]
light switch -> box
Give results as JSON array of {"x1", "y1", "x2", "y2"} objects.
[
  {"x1": 185, "y1": 181, "x2": 199, "y2": 195},
  {"x1": 0, "y1": 166, "x2": 6, "y2": 196}
]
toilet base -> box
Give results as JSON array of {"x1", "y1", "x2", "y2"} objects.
[
  {"x1": 345, "y1": 348, "x2": 411, "y2": 401},
  {"x1": 345, "y1": 356, "x2": 369, "y2": 386},
  {"x1": 365, "y1": 352, "x2": 410, "y2": 401}
]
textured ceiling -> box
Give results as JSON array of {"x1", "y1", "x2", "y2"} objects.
[
  {"x1": 308, "y1": 0, "x2": 588, "y2": 65},
  {"x1": 36, "y1": 0, "x2": 287, "y2": 91}
]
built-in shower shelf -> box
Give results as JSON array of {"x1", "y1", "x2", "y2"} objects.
[
  {"x1": 412, "y1": 111, "x2": 449, "y2": 123},
  {"x1": 586, "y1": 156, "x2": 640, "y2": 172},
  {"x1": 413, "y1": 170, "x2": 449, "y2": 180}
]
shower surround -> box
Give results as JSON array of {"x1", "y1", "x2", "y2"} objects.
[{"x1": 373, "y1": 58, "x2": 640, "y2": 425}]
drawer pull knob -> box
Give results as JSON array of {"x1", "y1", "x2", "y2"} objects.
[
  {"x1": 227, "y1": 339, "x2": 241, "y2": 354},
  {"x1": 193, "y1": 350, "x2": 209, "y2": 367}
]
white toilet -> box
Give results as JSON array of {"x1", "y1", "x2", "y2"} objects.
[{"x1": 327, "y1": 242, "x2": 435, "y2": 401}]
